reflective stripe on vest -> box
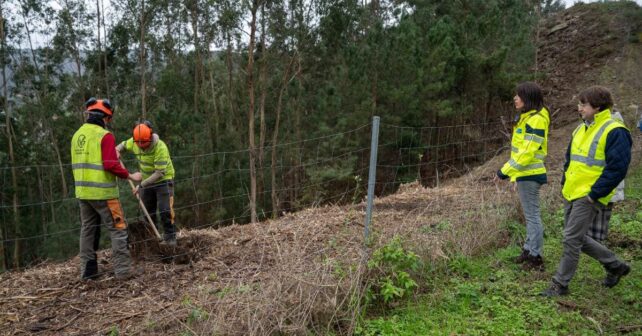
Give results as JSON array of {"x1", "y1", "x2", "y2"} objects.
[
  {"x1": 71, "y1": 163, "x2": 104, "y2": 170},
  {"x1": 74, "y1": 181, "x2": 117, "y2": 188},
  {"x1": 507, "y1": 159, "x2": 545, "y2": 171},
  {"x1": 568, "y1": 120, "x2": 614, "y2": 167}
]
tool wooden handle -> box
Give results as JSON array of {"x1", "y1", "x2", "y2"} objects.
[
  {"x1": 128, "y1": 179, "x2": 162, "y2": 240},
  {"x1": 120, "y1": 158, "x2": 163, "y2": 241}
]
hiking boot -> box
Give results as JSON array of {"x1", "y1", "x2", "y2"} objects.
[
  {"x1": 515, "y1": 249, "x2": 530, "y2": 264},
  {"x1": 81, "y1": 260, "x2": 100, "y2": 280},
  {"x1": 163, "y1": 234, "x2": 177, "y2": 247},
  {"x1": 603, "y1": 262, "x2": 630, "y2": 288},
  {"x1": 541, "y1": 280, "x2": 569, "y2": 297},
  {"x1": 522, "y1": 254, "x2": 544, "y2": 272}
]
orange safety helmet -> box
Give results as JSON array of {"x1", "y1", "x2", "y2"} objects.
[
  {"x1": 85, "y1": 97, "x2": 114, "y2": 116},
  {"x1": 133, "y1": 123, "x2": 153, "y2": 143}
]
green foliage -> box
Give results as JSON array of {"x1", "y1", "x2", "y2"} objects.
[
  {"x1": 366, "y1": 236, "x2": 420, "y2": 304},
  {"x1": 107, "y1": 325, "x2": 119, "y2": 336},
  {"x1": 610, "y1": 214, "x2": 642, "y2": 238},
  {"x1": 187, "y1": 307, "x2": 208, "y2": 325}
]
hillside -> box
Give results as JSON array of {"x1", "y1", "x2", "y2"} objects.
[{"x1": 1, "y1": 3, "x2": 641, "y2": 335}]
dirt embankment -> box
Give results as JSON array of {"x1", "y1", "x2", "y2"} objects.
[
  {"x1": 1, "y1": 3, "x2": 641, "y2": 336},
  {"x1": 538, "y1": 1, "x2": 642, "y2": 127}
]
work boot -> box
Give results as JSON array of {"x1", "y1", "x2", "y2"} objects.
[
  {"x1": 603, "y1": 262, "x2": 630, "y2": 288},
  {"x1": 541, "y1": 280, "x2": 569, "y2": 297},
  {"x1": 522, "y1": 254, "x2": 544, "y2": 272},
  {"x1": 163, "y1": 233, "x2": 177, "y2": 247},
  {"x1": 166, "y1": 237, "x2": 177, "y2": 247},
  {"x1": 514, "y1": 249, "x2": 530, "y2": 264},
  {"x1": 81, "y1": 260, "x2": 100, "y2": 280}
]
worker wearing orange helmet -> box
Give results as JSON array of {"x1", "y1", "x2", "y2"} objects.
[
  {"x1": 116, "y1": 120, "x2": 177, "y2": 245},
  {"x1": 71, "y1": 98, "x2": 142, "y2": 280}
]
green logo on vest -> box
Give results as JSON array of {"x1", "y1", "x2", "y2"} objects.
[{"x1": 77, "y1": 135, "x2": 86, "y2": 148}]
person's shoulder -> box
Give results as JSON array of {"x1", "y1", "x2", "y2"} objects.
[{"x1": 529, "y1": 108, "x2": 550, "y2": 124}]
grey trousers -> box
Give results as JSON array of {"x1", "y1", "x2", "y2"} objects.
[
  {"x1": 79, "y1": 199, "x2": 132, "y2": 278},
  {"x1": 517, "y1": 181, "x2": 544, "y2": 257},
  {"x1": 553, "y1": 197, "x2": 621, "y2": 287}
]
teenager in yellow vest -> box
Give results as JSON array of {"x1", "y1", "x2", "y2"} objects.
[
  {"x1": 117, "y1": 120, "x2": 177, "y2": 245},
  {"x1": 542, "y1": 86, "x2": 632, "y2": 297},
  {"x1": 71, "y1": 98, "x2": 142, "y2": 280},
  {"x1": 495, "y1": 82, "x2": 550, "y2": 271}
]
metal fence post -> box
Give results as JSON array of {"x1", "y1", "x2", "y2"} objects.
[{"x1": 364, "y1": 116, "x2": 380, "y2": 242}]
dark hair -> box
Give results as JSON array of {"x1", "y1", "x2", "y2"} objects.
[
  {"x1": 579, "y1": 86, "x2": 613, "y2": 111},
  {"x1": 516, "y1": 82, "x2": 545, "y2": 112},
  {"x1": 134, "y1": 119, "x2": 153, "y2": 130}
]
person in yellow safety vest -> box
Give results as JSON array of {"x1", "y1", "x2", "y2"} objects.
[
  {"x1": 542, "y1": 86, "x2": 632, "y2": 297},
  {"x1": 494, "y1": 82, "x2": 550, "y2": 271},
  {"x1": 71, "y1": 98, "x2": 142, "y2": 280},
  {"x1": 116, "y1": 120, "x2": 177, "y2": 246}
]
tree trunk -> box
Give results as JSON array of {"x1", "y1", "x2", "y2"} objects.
[
  {"x1": 257, "y1": 4, "x2": 267, "y2": 201},
  {"x1": 101, "y1": 0, "x2": 110, "y2": 96},
  {"x1": 140, "y1": 0, "x2": 147, "y2": 118},
  {"x1": 247, "y1": 1, "x2": 259, "y2": 223},
  {"x1": 189, "y1": 0, "x2": 201, "y2": 117},
  {"x1": 225, "y1": 32, "x2": 236, "y2": 116},
  {"x1": 96, "y1": 0, "x2": 102, "y2": 94},
  {"x1": 0, "y1": 8, "x2": 10, "y2": 271},
  {"x1": 271, "y1": 56, "x2": 297, "y2": 218},
  {"x1": 534, "y1": 1, "x2": 541, "y2": 73},
  {"x1": 50, "y1": 128, "x2": 68, "y2": 198}
]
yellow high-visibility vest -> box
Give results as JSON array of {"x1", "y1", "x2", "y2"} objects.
[
  {"x1": 500, "y1": 108, "x2": 550, "y2": 181},
  {"x1": 122, "y1": 137, "x2": 175, "y2": 182},
  {"x1": 71, "y1": 124, "x2": 119, "y2": 200},
  {"x1": 562, "y1": 109, "x2": 628, "y2": 205}
]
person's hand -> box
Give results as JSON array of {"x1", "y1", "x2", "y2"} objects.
[
  {"x1": 133, "y1": 185, "x2": 141, "y2": 196},
  {"x1": 116, "y1": 150, "x2": 121, "y2": 159},
  {"x1": 512, "y1": 182, "x2": 518, "y2": 192},
  {"x1": 493, "y1": 174, "x2": 500, "y2": 184},
  {"x1": 129, "y1": 172, "x2": 142, "y2": 182}
]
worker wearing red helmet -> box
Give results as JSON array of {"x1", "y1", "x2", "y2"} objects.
[
  {"x1": 71, "y1": 98, "x2": 142, "y2": 280},
  {"x1": 116, "y1": 120, "x2": 177, "y2": 245}
]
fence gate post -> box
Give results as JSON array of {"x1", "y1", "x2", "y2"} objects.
[{"x1": 364, "y1": 116, "x2": 380, "y2": 242}]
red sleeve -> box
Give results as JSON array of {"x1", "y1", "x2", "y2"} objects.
[{"x1": 101, "y1": 133, "x2": 130, "y2": 179}]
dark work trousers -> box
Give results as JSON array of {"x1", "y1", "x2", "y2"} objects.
[{"x1": 140, "y1": 180, "x2": 176, "y2": 241}]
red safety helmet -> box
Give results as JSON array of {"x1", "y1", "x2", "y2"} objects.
[{"x1": 85, "y1": 97, "x2": 114, "y2": 117}]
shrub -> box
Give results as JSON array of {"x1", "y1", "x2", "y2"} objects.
[{"x1": 366, "y1": 236, "x2": 421, "y2": 305}]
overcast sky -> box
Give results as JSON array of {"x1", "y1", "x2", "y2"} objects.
[{"x1": 563, "y1": 0, "x2": 642, "y2": 6}]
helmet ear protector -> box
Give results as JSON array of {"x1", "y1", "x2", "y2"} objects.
[{"x1": 85, "y1": 97, "x2": 113, "y2": 117}]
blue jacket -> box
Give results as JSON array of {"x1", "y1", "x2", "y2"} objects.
[{"x1": 562, "y1": 127, "x2": 632, "y2": 200}]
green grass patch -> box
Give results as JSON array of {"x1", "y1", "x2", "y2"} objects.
[{"x1": 357, "y1": 165, "x2": 642, "y2": 335}]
